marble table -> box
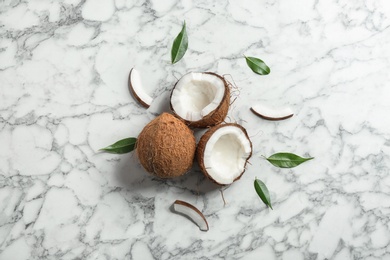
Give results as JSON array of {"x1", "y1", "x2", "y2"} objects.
[{"x1": 1, "y1": 0, "x2": 390, "y2": 259}]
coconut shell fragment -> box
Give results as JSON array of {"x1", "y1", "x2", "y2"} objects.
[
  {"x1": 128, "y1": 68, "x2": 153, "y2": 108},
  {"x1": 173, "y1": 200, "x2": 209, "y2": 231},
  {"x1": 251, "y1": 103, "x2": 294, "y2": 121},
  {"x1": 170, "y1": 72, "x2": 230, "y2": 128},
  {"x1": 136, "y1": 113, "x2": 196, "y2": 178}
]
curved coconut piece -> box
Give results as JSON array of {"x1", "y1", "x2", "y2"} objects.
[
  {"x1": 173, "y1": 200, "x2": 209, "y2": 231},
  {"x1": 197, "y1": 123, "x2": 252, "y2": 185},
  {"x1": 251, "y1": 104, "x2": 293, "y2": 121},
  {"x1": 170, "y1": 72, "x2": 230, "y2": 128},
  {"x1": 136, "y1": 113, "x2": 196, "y2": 178},
  {"x1": 128, "y1": 68, "x2": 153, "y2": 108}
]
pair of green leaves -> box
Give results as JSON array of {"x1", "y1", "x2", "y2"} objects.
[
  {"x1": 170, "y1": 21, "x2": 270, "y2": 76},
  {"x1": 100, "y1": 140, "x2": 313, "y2": 167},
  {"x1": 101, "y1": 145, "x2": 312, "y2": 212},
  {"x1": 254, "y1": 153, "x2": 313, "y2": 209}
]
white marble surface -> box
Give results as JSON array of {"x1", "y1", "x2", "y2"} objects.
[{"x1": 1, "y1": 0, "x2": 390, "y2": 259}]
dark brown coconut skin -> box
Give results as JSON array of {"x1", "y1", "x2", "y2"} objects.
[
  {"x1": 137, "y1": 113, "x2": 196, "y2": 178},
  {"x1": 170, "y1": 72, "x2": 230, "y2": 128},
  {"x1": 196, "y1": 123, "x2": 252, "y2": 185}
]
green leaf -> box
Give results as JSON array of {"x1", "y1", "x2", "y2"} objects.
[
  {"x1": 171, "y1": 21, "x2": 188, "y2": 64},
  {"x1": 245, "y1": 56, "x2": 270, "y2": 75},
  {"x1": 100, "y1": 137, "x2": 137, "y2": 154},
  {"x1": 254, "y1": 179, "x2": 273, "y2": 209},
  {"x1": 265, "y1": 153, "x2": 314, "y2": 168}
]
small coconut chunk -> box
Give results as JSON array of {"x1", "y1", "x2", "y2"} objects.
[
  {"x1": 128, "y1": 68, "x2": 153, "y2": 108},
  {"x1": 173, "y1": 200, "x2": 209, "y2": 231},
  {"x1": 171, "y1": 72, "x2": 225, "y2": 122},
  {"x1": 251, "y1": 104, "x2": 293, "y2": 121},
  {"x1": 199, "y1": 124, "x2": 252, "y2": 185}
]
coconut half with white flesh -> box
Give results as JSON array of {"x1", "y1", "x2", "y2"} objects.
[
  {"x1": 128, "y1": 68, "x2": 153, "y2": 108},
  {"x1": 197, "y1": 123, "x2": 252, "y2": 185},
  {"x1": 170, "y1": 72, "x2": 230, "y2": 128}
]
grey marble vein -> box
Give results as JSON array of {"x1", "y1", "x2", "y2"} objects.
[{"x1": 1, "y1": 0, "x2": 390, "y2": 259}]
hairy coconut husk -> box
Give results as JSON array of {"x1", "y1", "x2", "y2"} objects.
[
  {"x1": 170, "y1": 72, "x2": 230, "y2": 128},
  {"x1": 137, "y1": 113, "x2": 196, "y2": 178},
  {"x1": 196, "y1": 123, "x2": 252, "y2": 185}
]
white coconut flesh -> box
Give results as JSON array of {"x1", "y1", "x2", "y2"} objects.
[
  {"x1": 129, "y1": 68, "x2": 153, "y2": 107},
  {"x1": 173, "y1": 200, "x2": 209, "y2": 231},
  {"x1": 203, "y1": 126, "x2": 252, "y2": 185},
  {"x1": 171, "y1": 73, "x2": 225, "y2": 121},
  {"x1": 251, "y1": 103, "x2": 293, "y2": 120}
]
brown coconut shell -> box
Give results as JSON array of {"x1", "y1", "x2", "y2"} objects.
[
  {"x1": 196, "y1": 123, "x2": 252, "y2": 185},
  {"x1": 170, "y1": 72, "x2": 230, "y2": 128},
  {"x1": 136, "y1": 113, "x2": 196, "y2": 178}
]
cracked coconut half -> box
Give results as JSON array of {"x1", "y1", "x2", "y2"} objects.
[
  {"x1": 170, "y1": 72, "x2": 230, "y2": 128},
  {"x1": 197, "y1": 123, "x2": 252, "y2": 185}
]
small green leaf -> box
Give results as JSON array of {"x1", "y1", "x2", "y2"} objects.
[
  {"x1": 100, "y1": 137, "x2": 137, "y2": 154},
  {"x1": 254, "y1": 179, "x2": 273, "y2": 209},
  {"x1": 245, "y1": 56, "x2": 270, "y2": 75},
  {"x1": 171, "y1": 21, "x2": 188, "y2": 64},
  {"x1": 265, "y1": 153, "x2": 314, "y2": 168}
]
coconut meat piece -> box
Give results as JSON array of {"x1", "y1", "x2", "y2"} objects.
[
  {"x1": 171, "y1": 73, "x2": 225, "y2": 121},
  {"x1": 173, "y1": 200, "x2": 209, "y2": 231},
  {"x1": 129, "y1": 68, "x2": 153, "y2": 107},
  {"x1": 251, "y1": 103, "x2": 293, "y2": 120},
  {"x1": 203, "y1": 126, "x2": 252, "y2": 185}
]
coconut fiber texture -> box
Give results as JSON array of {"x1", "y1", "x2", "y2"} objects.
[
  {"x1": 196, "y1": 123, "x2": 252, "y2": 185},
  {"x1": 170, "y1": 72, "x2": 230, "y2": 128},
  {"x1": 137, "y1": 113, "x2": 196, "y2": 178}
]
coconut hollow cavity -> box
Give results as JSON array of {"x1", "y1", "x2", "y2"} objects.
[
  {"x1": 136, "y1": 113, "x2": 196, "y2": 178},
  {"x1": 197, "y1": 123, "x2": 252, "y2": 185},
  {"x1": 170, "y1": 72, "x2": 230, "y2": 128}
]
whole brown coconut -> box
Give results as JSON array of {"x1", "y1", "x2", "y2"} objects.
[
  {"x1": 136, "y1": 113, "x2": 196, "y2": 178},
  {"x1": 170, "y1": 72, "x2": 230, "y2": 128}
]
